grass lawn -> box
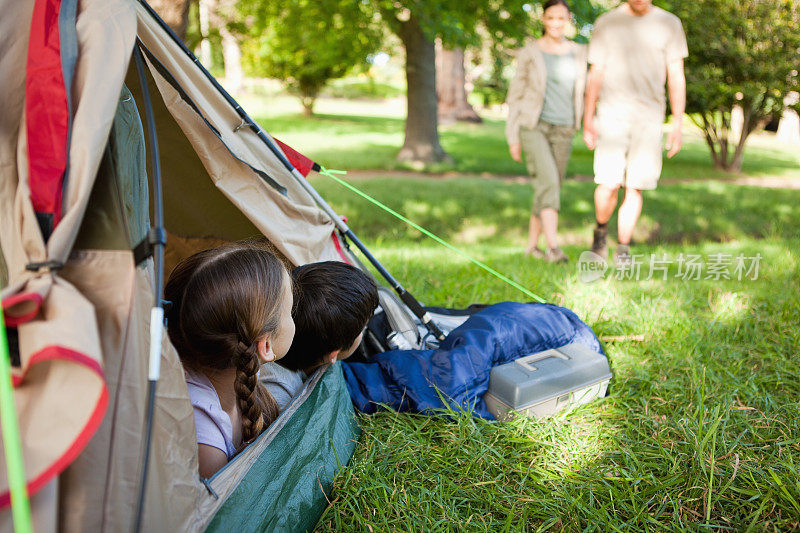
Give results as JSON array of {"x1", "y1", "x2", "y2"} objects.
[
  {"x1": 243, "y1": 93, "x2": 800, "y2": 181},
  {"x1": 305, "y1": 173, "x2": 800, "y2": 531},
  {"x1": 239, "y1": 93, "x2": 799, "y2": 529}
]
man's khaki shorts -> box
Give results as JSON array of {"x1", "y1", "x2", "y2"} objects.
[{"x1": 593, "y1": 116, "x2": 664, "y2": 190}]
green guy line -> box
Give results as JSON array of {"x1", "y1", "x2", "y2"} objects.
[
  {"x1": 0, "y1": 307, "x2": 33, "y2": 533},
  {"x1": 320, "y1": 168, "x2": 545, "y2": 303}
]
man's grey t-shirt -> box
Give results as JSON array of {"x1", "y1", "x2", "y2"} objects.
[
  {"x1": 260, "y1": 362, "x2": 305, "y2": 411},
  {"x1": 588, "y1": 5, "x2": 688, "y2": 122}
]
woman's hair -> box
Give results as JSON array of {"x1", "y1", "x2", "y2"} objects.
[
  {"x1": 165, "y1": 242, "x2": 288, "y2": 445},
  {"x1": 543, "y1": 0, "x2": 570, "y2": 13}
]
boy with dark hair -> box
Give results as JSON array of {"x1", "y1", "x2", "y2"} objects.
[{"x1": 260, "y1": 261, "x2": 379, "y2": 409}]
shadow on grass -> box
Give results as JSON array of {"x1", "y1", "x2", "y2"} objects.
[
  {"x1": 311, "y1": 176, "x2": 800, "y2": 248},
  {"x1": 257, "y1": 112, "x2": 405, "y2": 135},
  {"x1": 256, "y1": 107, "x2": 800, "y2": 181}
]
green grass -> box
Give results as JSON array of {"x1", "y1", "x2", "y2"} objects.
[
  {"x1": 240, "y1": 94, "x2": 800, "y2": 529},
  {"x1": 243, "y1": 93, "x2": 800, "y2": 181},
  {"x1": 309, "y1": 174, "x2": 800, "y2": 531}
]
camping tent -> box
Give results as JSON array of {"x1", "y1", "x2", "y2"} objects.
[{"x1": 0, "y1": 0, "x2": 361, "y2": 530}]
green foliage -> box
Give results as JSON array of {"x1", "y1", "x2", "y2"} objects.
[
  {"x1": 184, "y1": 1, "x2": 202, "y2": 53},
  {"x1": 372, "y1": 0, "x2": 529, "y2": 50},
  {"x1": 184, "y1": 2, "x2": 225, "y2": 77},
  {"x1": 324, "y1": 78, "x2": 403, "y2": 100},
  {"x1": 238, "y1": 0, "x2": 381, "y2": 114},
  {"x1": 674, "y1": 0, "x2": 800, "y2": 171},
  {"x1": 372, "y1": 0, "x2": 598, "y2": 50},
  {"x1": 472, "y1": 48, "x2": 512, "y2": 108}
]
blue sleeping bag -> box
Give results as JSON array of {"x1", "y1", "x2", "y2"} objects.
[{"x1": 342, "y1": 302, "x2": 604, "y2": 419}]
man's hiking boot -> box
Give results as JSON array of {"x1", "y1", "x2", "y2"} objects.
[
  {"x1": 591, "y1": 227, "x2": 608, "y2": 259},
  {"x1": 614, "y1": 244, "x2": 632, "y2": 267},
  {"x1": 545, "y1": 247, "x2": 569, "y2": 263}
]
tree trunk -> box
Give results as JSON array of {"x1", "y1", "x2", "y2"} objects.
[
  {"x1": 437, "y1": 46, "x2": 481, "y2": 124},
  {"x1": 397, "y1": 16, "x2": 450, "y2": 164},
  {"x1": 730, "y1": 105, "x2": 756, "y2": 172},
  {"x1": 776, "y1": 108, "x2": 800, "y2": 144},
  {"x1": 148, "y1": 0, "x2": 192, "y2": 41},
  {"x1": 198, "y1": 0, "x2": 212, "y2": 66},
  {"x1": 301, "y1": 96, "x2": 315, "y2": 117},
  {"x1": 719, "y1": 108, "x2": 730, "y2": 168},
  {"x1": 219, "y1": 25, "x2": 243, "y2": 94}
]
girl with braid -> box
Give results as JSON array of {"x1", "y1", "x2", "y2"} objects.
[{"x1": 165, "y1": 242, "x2": 295, "y2": 478}]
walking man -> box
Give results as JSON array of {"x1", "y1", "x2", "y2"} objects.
[{"x1": 583, "y1": 0, "x2": 688, "y2": 264}]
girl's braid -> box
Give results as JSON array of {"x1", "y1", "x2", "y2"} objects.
[{"x1": 234, "y1": 342, "x2": 279, "y2": 445}]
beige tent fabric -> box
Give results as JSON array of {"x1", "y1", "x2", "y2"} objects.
[
  {"x1": 136, "y1": 5, "x2": 341, "y2": 266},
  {"x1": 0, "y1": 275, "x2": 108, "y2": 508},
  {"x1": 0, "y1": 0, "x2": 38, "y2": 289},
  {"x1": 0, "y1": 479, "x2": 58, "y2": 533},
  {"x1": 57, "y1": 251, "x2": 204, "y2": 533},
  {"x1": 0, "y1": 0, "x2": 134, "y2": 520},
  {"x1": 0, "y1": 245, "x2": 7, "y2": 288}
]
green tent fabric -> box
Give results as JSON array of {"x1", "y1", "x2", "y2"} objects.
[
  {"x1": 74, "y1": 85, "x2": 149, "y2": 252},
  {"x1": 206, "y1": 363, "x2": 360, "y2": 532}
]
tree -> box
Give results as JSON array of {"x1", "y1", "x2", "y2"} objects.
[
  {"x1": 188, "y1": 0, "x2": 245, "y2": 93},
  {"x1": 373, "y1": 0, "x2": 601, "y2": 164},
  {"x1": 674, "y1": 0, "x2": 800, "y2": 172},
  {"x1": 238, "y1": 0, "x2": 381, "y2": 116},
  {"x1": 149, "y1": 0, "x2": 192, "y2": 41},
  {"x1": 437, "y1": 46, "x2": 482, "y2": 123},
  {"x1": 472, "y1": 44, "x2": 513, "y2": 108},
  {"x1": 372, "y1": 1, "x2": 533, "y2": 163}
]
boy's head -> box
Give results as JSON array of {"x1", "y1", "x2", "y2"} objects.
[{"x1": 280, "y1": 261, "x2": 379, "y2": 373}]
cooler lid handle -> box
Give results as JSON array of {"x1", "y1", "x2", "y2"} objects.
[{"x1": 515, "y1": 349, "x2": 569, "y2": 372}]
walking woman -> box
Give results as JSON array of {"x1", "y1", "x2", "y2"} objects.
[{"x1": 506, "y1": 0, "x2": 587, "y2": 262}]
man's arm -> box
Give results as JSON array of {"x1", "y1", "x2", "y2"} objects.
[
  {"x1": 665, "y1": 57, "x2": 686, "y2": 158},
  {"x1": 583, "y1": 64, "x2": 604, "y2": 150}
]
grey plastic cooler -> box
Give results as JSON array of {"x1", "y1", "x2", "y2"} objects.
[{"x1": 484, "y1": 343, "x2": 611, "y2": 420}]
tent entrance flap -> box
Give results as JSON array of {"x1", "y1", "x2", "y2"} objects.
[
  {"x1": 204, "y1": 363, "x2": 360, "y2": 532},
  {"x1": 123, "y1": 58, "x2": 262, "y2": 246}
]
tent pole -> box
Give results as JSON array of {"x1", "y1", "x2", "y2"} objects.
[
  {"x1": 134, "y1": 0, "x2": 445, "y2": 342},
  {"x1": 288, "y1": 168, "x2": 446, "y2": 341},
  {"x1": 132, "y1": 42, "x2": 167, "y2": 533}
]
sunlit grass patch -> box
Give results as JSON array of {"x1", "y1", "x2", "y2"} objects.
[{"x1": 314, "y1": 173, "x2": 800, "y2": 531}]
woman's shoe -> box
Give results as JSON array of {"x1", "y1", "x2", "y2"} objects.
[
  {"x1": 545, "y1": 247, "x2": 569, "y2": 263},
  {"x1": 525, "y1": 246, "x2": 545, "y2": 259}
]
